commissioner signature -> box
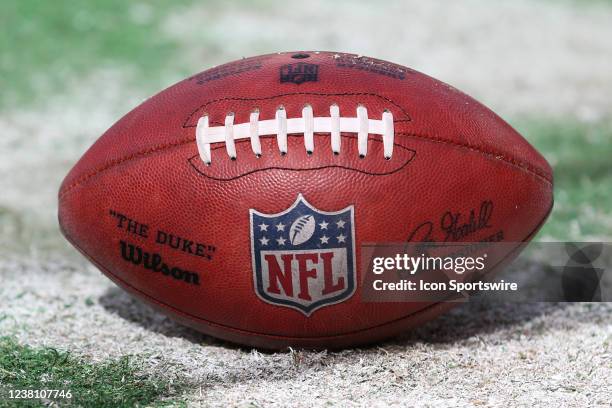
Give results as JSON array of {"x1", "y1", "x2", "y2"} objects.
[{"x1": 407, "y1": 200, "x2": 494, "y2": 242}]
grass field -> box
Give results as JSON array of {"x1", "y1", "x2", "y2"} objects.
[
  {"x1": 0, "y1": 337, "x2": 176, "y2": 407},
  {"x1": 1, "y1": 0, "x2": 611, "y2": 406}
]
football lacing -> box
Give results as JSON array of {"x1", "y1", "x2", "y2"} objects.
[{"x1": 195, "y1": 105, "x2": 394, "y2": 165}]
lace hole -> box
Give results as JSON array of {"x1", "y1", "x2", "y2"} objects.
[
  {"x1": 306, "y1": 150, "x2": 313, "y2": 156},
  {"x1": 280, "y1": 151, "x2": 287, "y2": 156},
  {"x1": 230, "y1": 156, "x2": 236, "y2": 161},
  {"x1": 359, "y1": 154, "x2": 366, "y2": 159},
  {"x1": 384, "y1": 156, "x2": 392, "y2": 161}
]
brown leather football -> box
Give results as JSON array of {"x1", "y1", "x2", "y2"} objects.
[{"x1": 58, "y1": 52, "x2": 553, "y2": 349}]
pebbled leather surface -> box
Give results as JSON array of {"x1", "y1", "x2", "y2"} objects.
[{"x1": 58, "y1": 51, "x2": 553, "y2": 349}]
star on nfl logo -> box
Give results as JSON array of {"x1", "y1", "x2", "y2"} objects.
[{"x1": 250, "y1": 194, "x2": 356, "y2": 315}]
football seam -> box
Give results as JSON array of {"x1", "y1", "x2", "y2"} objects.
[
  {"x1": 58, "y1": 131, "x2": 551, "y2": 200},
  {"x1": 181, "y1": 91, "x2": 413, "y2": 128},
  {"x1": 186, "y1": 133, "x2": 417, "y2": 181},
  {"x1": 399, "y1": 132, "x2": 552, "y2": 184},
  {"x1": 58, "y1": 136, "x2": 194, "y2": 200},
  {"x1": 57, "y1": 201, "x2": 552, "y2": 345},
  {"x1": 185, "y1": 131, "x2": 552, "y2": 183}
]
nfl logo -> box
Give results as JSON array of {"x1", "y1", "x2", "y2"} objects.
[
  {"x1": 279, "y1": 62, "x2": 319, "y2": 84},
  {"x1": 250, "y1": 194, "x2": 356, "y2": 315}
]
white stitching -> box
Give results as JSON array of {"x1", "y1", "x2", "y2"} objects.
[
  {"x1": 356, "y1": 105, "x2": 368, "y2": 158},
  {"x1": 302, "y1": 104, "x2": 314, "y2": 154},
  {"x1": 249, "y1": 109, "x2": 261, "y2": 156},
  {"x1": 382, "y1": 109, "x2": 394, "y2": 159},
  {"x1": 330, "y1": 104, "x2": 341, "y2": 154},
  {"x1": 224, "y1": 112, "x2": 236, "y2": 159},
  {"x1": 195, "y1": 105, "x2": 395, "y2": 164},
  {"x1": 196, "y1": 115, "x2": 211, "y2": 164},
  {"x1": 276, "y1": 106, "x2": 287, "y2": 155}
]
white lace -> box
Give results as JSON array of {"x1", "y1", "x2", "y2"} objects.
[{"x1": 196, "y1": 105, "x2": 394, "y2": 164}]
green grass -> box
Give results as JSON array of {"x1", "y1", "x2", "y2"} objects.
[
  {"x1": 514, "y1": 118, "x2": 612, "y2": 240},
  {"x1": 0, "y1": 0, "x2": 192, "y2": 108},
  {"x1": 0, "y1": 337, "x2": 180, "y2": 407}
]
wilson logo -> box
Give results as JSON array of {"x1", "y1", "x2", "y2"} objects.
[{"x1": 119, "y1": 240, "x2": 200, "y2": 285}]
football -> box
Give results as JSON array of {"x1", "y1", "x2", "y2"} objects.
[{"x1": 58, "y1": 51, "x2": 553, "y2": 349}]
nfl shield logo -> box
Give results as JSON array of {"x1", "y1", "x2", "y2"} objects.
[{"x1": 250, "y1": 194, "x2": 356, "y2": 315}]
